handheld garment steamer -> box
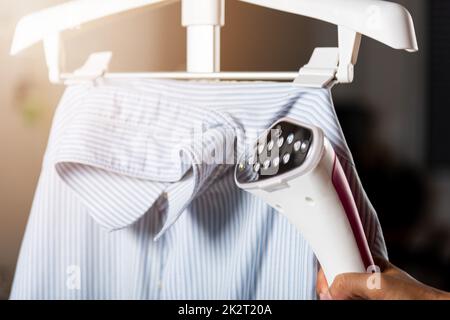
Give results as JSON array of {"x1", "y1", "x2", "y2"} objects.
[{"x1": 235, "y1": 118, "x2": 374, "y2": 285}]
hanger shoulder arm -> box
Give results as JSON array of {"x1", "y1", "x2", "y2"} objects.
[
  {"x1": 240, "y1": 0, "x2": 418, "y2": 52},
  {"x1": 10, "y1": 0, "x2": 176, "y2": 55}
]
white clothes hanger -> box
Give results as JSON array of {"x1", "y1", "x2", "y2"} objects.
[{"x1": 10, "y1": 0, "x2": 418, "y2": 88}]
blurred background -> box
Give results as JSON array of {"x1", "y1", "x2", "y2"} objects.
[{"x1": 0, "y1": 0, "x2": 449, "y2": 299}]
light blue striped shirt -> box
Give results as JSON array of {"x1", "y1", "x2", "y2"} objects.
[{"x1": 10, "y1": 80, "x2": 387, "y2": 300}]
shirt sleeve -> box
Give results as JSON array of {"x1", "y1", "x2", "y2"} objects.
[{"x1": 339, "y1": 156, "x2": 388, "y2": 260}]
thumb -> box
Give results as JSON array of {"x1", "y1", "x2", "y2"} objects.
[{"x1": 329, "y1": 273, "x2": 375, "y2": 300}]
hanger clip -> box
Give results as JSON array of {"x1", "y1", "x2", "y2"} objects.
[
  {"x1": 294, "y1": 26, "x2": 361, "y2": 89},
  {"x1": 294, "y1": 48, "x2": 339, "y2": 88},
  {"x1": 65, "y1": 52, "x2": 113, "y2": 85}
]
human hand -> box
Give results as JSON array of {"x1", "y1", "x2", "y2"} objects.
[{"x1": 316, "y1": 258, "x2": 450, "y2": 300}]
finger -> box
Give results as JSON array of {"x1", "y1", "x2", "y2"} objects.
[
  {"x1": 316, "y1": 267, "x2": 329, "y2": 296},
  {"x1": 329, "y1": 273, "x2": 374, "y2": 300}
]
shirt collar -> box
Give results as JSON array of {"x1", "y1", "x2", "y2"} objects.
[{"x1": 53, "y1": 87, "x2": 243, "y2": 237}]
